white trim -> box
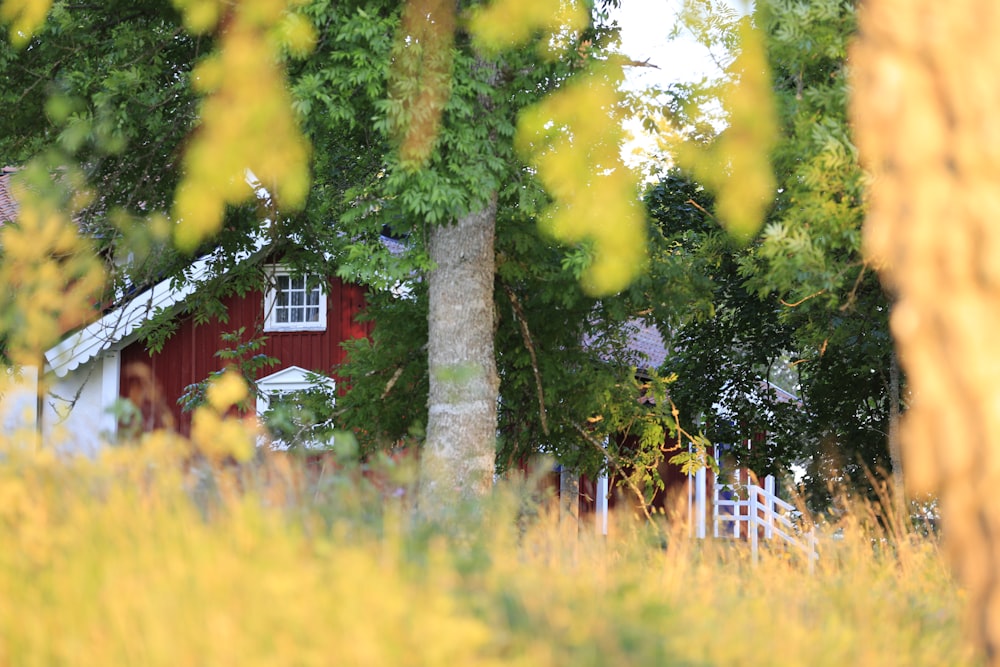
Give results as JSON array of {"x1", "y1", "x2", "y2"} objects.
[
  {"x1": 99, "y1": 350, "x2": 121, "y2": 440},
  {"x1": 45, "y1": 232, "x2": 268, "y2": 379},
  {"x1": 766, "y1": 379, "x2": 799, "y2": 403},
  {"x1": 256, "y1": 366, "x2": 335, "y2": 450},
  {"x1": 256, "y1": 365, "x2": 334, "y2": 416},
  {"x1": 596, "y1": 471, "x2": 609, "y2": 536},
  {"x1": 262, "y1": 266, "x2": 328, "y2": 333}
]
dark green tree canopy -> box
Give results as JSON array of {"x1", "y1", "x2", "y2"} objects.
[{"x1": 650, "y1": 0, "x2": 897, "y2": 501}]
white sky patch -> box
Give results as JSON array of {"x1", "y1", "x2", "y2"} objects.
[
  {"x1": 616, "y1": 0, "x2": 718, "y2": 91},
  {"x1": 613, "y1": 0, "x2": 742, "y2": 172}
]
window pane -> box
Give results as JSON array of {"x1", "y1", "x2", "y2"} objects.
[{"x1": 269, "y1": 272, "x2": 326, "y2": 329}]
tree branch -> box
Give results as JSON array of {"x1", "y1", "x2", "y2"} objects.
[
  {"x1": 780, "y1": 290, "x2": 826, "y2": 308},
  {"x1": 504, "y1": 283, "x2": 549, "y2": 436},
  {"x1": 380, "y1": 366, "x2": 405, "y2": 400},
  {"x1": 686, "y1": 197, "x2": 716, "y2": 221},
  {"x1": 839, "y1": 263, "x2": 868, "y2": 312},
  {"x1": 572, "y1": 422, "x2": 656, "y2": 527}
]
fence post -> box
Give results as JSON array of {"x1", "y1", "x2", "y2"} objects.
[
  {"x1": 596, "y1": 471, "x2": 609, "y2": 537},
  {"x1": 750, "y1": 485, "x2": 759, "y2": 564},
  {"x1": 764, "y1": 475, "x2": 775, "y2": 540},
  {"x1": 712, "y1": 464, "x2": 719, "y2": 538},
  {"x1": 695, "y1": 465, "x2": 706, "y2": 539},
  {"x1": 732, "y1": 468, "x2": 742, "y2": 539}
]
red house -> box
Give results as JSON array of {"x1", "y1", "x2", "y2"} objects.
[
  {"x1": 14, "y1": 229, "x2": 379, "y2": 455},
  {"x1": 117, "y1": 266, "x2": 371, "y2": 435},
  {"x1": 0, "y1": 169, "x2": 381, "y2": 453}
]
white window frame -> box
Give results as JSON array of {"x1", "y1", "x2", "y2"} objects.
[
  {"x1": 256, "y1": 366, "x2": 336, "y2": 450},
  {"x1": 263, "y1": 265, "x2": 327, "y2": 333}
]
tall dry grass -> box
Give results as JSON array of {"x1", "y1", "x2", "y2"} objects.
[{"x1": 0, "y1": 433, "x2": 978, "y2": 666}]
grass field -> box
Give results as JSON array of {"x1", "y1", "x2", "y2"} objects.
[{"x1": 0, "y1": 437, "x2": 979, "y2": 666}]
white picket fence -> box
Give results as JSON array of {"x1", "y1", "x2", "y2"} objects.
[{"x1": 692, "y1": 467, "x2": 818, "y2": 569}]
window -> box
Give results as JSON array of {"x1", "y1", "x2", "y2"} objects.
[
  {"x1": 264, "y1": 267, "x2": 327, "y2": 332},
  {"x1": 256, "y1": 366, "x2": 336, "y2": 450}
]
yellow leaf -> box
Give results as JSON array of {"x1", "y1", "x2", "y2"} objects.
[
  {"x1": 0, "y1": 0, "x2": 52, "y2": 47},
  {"x1": 468, "y1": 0, "x2": 587, "y2": 56},
  {"x1": 171, "y1": 0, "x2": 312, "y2": 252},
  {"x1": 516, "y1": 59, "x2": 647, "y2": 296},
  {"x1": 206, "y1": 371, "x2": 248, "y2": 412},
  {"x1": 675, "y1": 18, "x2": 777, "y2": 244},
  {"x1": 172, "y1": 0, "x2": 222, "y2": 34},
  {"x1": 273, "y1": 11, "x2": 317, "y2": 58}
]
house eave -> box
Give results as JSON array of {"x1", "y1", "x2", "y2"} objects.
[{"x1": 44, "y1": 233, "x2": 268, "y2": 378}]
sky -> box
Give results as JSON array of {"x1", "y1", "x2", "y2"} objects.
[
  {"x1": 615, "y1": 0, "x2": 717, "y2": 92},
  {"x1": 611, "y1": 1, "x2": 723, "y2": 168},
  {"x1": 610, "y1": 0, "x2": 745, "y2": 169}
]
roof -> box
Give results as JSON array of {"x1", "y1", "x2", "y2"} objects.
[
  {"x1": 380, "y1": 235, "x2": 407, "y2": 256},
  {"x1": 768, "y1": 382, "x2": 799, "y2": 403},
  {"x1": 2, "y1": 168, "x2": 281, "y2": 375},
  {"x1": 0, "y1": 167, "x2": 18, "y2": 223},
  {"x1": 627, "y1": 321, "x2": 669, "y2": 370},
  {"x1": 581, "y1": 319, "x2": 667, "y2": 374},
  {"x1": 622, "y1": 321, "x2": 801, "y2": 402},
  {"x1": 45, "y1": 233, "x2": 270, "y2": 378}
]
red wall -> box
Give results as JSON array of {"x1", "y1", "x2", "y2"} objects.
[{"x1": 119, "y1": 277, "x2": 371, "y2": 434}]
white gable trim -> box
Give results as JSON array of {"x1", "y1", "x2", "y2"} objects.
[
  {"x1": 44, "y1": 233, "x2": 268, "y2": 379},
  {"x1": 256, "y1": 365, "x2": 335, "y2": 416}
]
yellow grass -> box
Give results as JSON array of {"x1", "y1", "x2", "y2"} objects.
[{"x1": 0, "y1": 432, "x2": 978, "y2": 667}]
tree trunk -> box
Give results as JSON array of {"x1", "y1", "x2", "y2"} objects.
[
  {"x1": 888, "y1": 346, "x2": 905, "y2": 522},
  {"x1": 853, "y1": 2, "x2": 1000, "y2": 660},
  {"x1": 559, "y1": 466, "x2": 580, "y2": 524},
  {"x1": 419, "y1": 195, "x2": 499, "y2": 509}
]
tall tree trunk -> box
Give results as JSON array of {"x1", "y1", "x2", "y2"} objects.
[
  {"x1": 419, "y1": 195, "x2": 499, "y2": 509},
  {"x1": 888, "y1": 346, "x2": 905, "y2": 522},
  {"x1": 853, "y1": 2, "x2": 1000, "y2": 660}
]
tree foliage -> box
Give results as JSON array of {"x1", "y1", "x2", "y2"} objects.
[
  {"x1": 0, "y1": 0, "x2": 897, "y2": 511},
  {"x1": 652, "y1": 0, "x2": 896, "y2": 501},
  {"x1": 748, "y1": 0, "x2": 895, "y2": 495},
  {"x1": 646, "y1": 172, "x2": 803, "y2": 479},
  {"x1": 0, "y1": 0, "x2": 691, "y2": 506}
]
